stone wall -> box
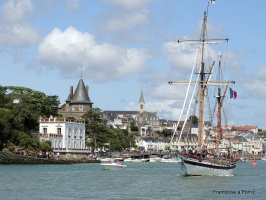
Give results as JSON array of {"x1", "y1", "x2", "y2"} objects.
[{"x1": 0, "y1": 152, "x2": 100, "y2": 165}]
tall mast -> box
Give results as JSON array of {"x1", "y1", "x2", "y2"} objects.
[
  {"x1": 216, "y1": 54, "x2": 222, "y2": 153},
  {"x1": 169, "y1": 9, "x2": 231, "y2": 152},
  {"x1": 197, "y1": 11, "x2": 208, "y2": 151},
  {"x1": 215, "y1": 54, "x2": 229, "y2": 154}
]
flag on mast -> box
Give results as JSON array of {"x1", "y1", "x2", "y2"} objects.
[
  {"x1": 210, "y1": 0, "x2": 216, "y2": 4},
  {"x1": 229, "y1": 88, "x2": 237, "y2": 99}
]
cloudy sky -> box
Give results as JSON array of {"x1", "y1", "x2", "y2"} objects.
[{"x1": 1, "y1": 0, "x2": 266, "y2": 129}]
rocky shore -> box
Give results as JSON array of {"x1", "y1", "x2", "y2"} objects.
[{"x1": 0, "y1": 152, "x2": 100, "y2": 165}]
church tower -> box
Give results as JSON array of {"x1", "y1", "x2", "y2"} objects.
[
  {"x1": 136, "y1": 89, "x2": 147, "y2": 128},
  {"x1": 138, "y1": 89, "x2": 145, "y2": 113}
]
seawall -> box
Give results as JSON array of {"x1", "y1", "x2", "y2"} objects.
[{"x1": 0, "y1": 152, "x2": 100, "y2": 165}]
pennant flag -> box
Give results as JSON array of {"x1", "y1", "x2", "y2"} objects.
[
  {"x1": 229, "y1": 88, "x2": 237, "y2": 99},
  {"x1": 209, "y1": 0, "x2": 216, "y2": 4}
]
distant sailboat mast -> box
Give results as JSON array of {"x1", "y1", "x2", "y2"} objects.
[{"x1": 215, "y1": 53, "x2": 229, "y2": 154}]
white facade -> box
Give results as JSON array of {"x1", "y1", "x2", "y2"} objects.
[{"x1": 38, "y1": 117, "x2": 88, "y2": 153}]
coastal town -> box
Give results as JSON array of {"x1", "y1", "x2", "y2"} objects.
[
  {"x1": 31, "y1": 77, "x2": 266, "y2": 161},
  {"x1": 1, "y1": 1, "x2": 266, "y2": 199}
]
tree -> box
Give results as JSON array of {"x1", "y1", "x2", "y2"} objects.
[
  {"x1": 0, "y1": 86, "x2": 61, "y2": 150},
  {"x1": 161, "y1": 129, "x2": 172, "y2": 137},
  {"x1": 130, "y1": 125, "x2": 138, "y2": 132},
  {"x1": 40, "y1": 140, "x2": 53, "y2": 152},
  {"x1": 189, "y1": 115, "x2": 198, "y2": 125},
  {"x1": 83, "y1": 108, "x2": 134, "y2": 152}
]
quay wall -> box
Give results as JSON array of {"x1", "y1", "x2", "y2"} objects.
[{"x1": 0, "y1": 152, "x2": 100, "y2": 165}]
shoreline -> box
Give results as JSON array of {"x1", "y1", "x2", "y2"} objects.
[{"x1": 0, "y1": 152, "x2": 100, "y2": 165}]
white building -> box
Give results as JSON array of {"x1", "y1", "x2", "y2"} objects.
[{"x1": 35, "y1": 117, "x2": 89, "y2": 153}]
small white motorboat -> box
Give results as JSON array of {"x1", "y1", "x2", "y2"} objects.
[
  {"x1": 261, "y1": 157, "x2": 266, "y2": 161},
  {"x1": 160, "y1": 157, "x2": 181, "y2": 163},
  {"x1": 100, "y1": 161, "x2": 127, "y2": 170},
  {"x1": 100, "y1": 157, "x2": 112, "y2": 162},
  {"x1": 123, "y1": 157, "x2": 133, "y2": 162}
]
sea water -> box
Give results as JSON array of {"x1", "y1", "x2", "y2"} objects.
[{"x1": 0, "y1": 161, "x2": 265, "y2": 200}]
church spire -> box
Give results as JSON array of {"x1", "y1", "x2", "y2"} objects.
[
  {"x1": 139, "y1": 89, "x2": 145, "y2": 103},
  {"x1": 138, "y1": 89, "x2": 145, "y2": 113}
]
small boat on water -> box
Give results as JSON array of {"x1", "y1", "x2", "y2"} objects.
[
  {"x1": 160, "y1": 156, "x2": 181, "y2": 163},
  {"x1": 261, "y1": 157, "x2": 266, "y2": 161},
  {"x1": 238, "y1": 157, "x2": 249, "y2": 162},
  {"x1": 99, "y1": 158, "x2": 112, "y2": 162},
  {"x1": 100, "y1": 157, "x2": 124, "y2": 163},
  {"x1": 123, "y1": 157, "x2": 133, "y2": 162},
  {"x1": 131, "y1": 158, "x2": 149, "y2": 162},
  {"x1": 149, "y1": 156, "x2": 162, "y2": 162},
  {"x1": 100, "y1": 160, "x2": 127, "y2": 170}
]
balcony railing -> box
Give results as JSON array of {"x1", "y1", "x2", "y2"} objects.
[
  {"x1": 39, "y1": 133, "x2": 63, "y2": 138},
  {"x1": 53, "y1": 148, "x2": 90, "y2": 153},
  {"x1": 40, "y1": 118, "x2": 84, "y2": 124}
]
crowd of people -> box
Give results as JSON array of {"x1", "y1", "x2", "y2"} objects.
[
  {"x1": 182, "y1": 148, "x2": 237, "y2": 165},
  {"x1": 14, "y1": 149, "x2": 60, "y2": 159}
]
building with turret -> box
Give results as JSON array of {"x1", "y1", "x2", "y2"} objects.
[{"x1": 58, "y1": 77, "x2": 93, "y2": 119}]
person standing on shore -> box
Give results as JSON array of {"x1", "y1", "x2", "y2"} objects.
[{"x1": 57, "y1": 152, "x2": 60, "y2": 159}]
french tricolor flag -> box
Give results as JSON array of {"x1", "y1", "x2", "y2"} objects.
[{"x1": 229, "y1": 88, "x2": 237, "y2": 99}]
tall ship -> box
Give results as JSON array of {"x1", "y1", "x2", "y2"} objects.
[{"x1": 169, "y1": 0, "x2": 237, "y2": 176}]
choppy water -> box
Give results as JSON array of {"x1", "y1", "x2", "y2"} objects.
[{"x1": 0, "y1": 160, "x2": 265, "y2": 200}]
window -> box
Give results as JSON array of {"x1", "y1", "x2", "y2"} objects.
[
  {"x1": 80, "y1": 129, "x2": 83, "y2": 138},
  {"x1": 57, "y1": 128, "x2": 61, "y2": 134},
  {"x1": 43, "y1": 128, "x2": 47, "y2": 134},
  {"x1": 79, "y1": 105, "x2": 83, "y2": 111}
]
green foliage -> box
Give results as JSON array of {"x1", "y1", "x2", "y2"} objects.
[
  {"x1": 40, "y1": 140, "x2": 53, "y2": 152},
  {"x1": 2, "y1": 148, "x2": 11, "y2": 154},
  {"x1": 189, "y1": 115, "x2": 198, "y2": 125},
  {"x1": 83, "y1": 108, "x2": 134, "y2": 151},
  {"x1": 85, "y1": 107, "x2": 104, "y2": 123},
  {"x1": 0, "y1": 85, "x2": 60, "y2": 150},
  {"x1": 0, "y1": 85, "x2": 135, "y2": 153},
  {"x1": 161, "y1": 129, "x2": 172, "y2": 137},
  {"x1": 18, "y1": 132, "x2": 38, "y2": 149},
  {"x1": 130, "y1": 125, "x2": 138, "y2": 132}
]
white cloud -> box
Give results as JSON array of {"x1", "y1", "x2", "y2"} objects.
[
  {"x1": 0, "y1": 24, "x2": 39, "y2": 46},
  {"x1": 1, "y1": 0, "x2": 34, "y2": 23},
  {"x1": 0, "y1": 0, "x2": 38, "y2": 47},
  {"x1": 38, "y1": 26, "x2": 151, "y2": 82},
  {"x1": 103, "y1": 11, "x2": 150, "y2": 34},
  {"x1": 242, "y1": 64, "x2": 266, "y2": 99}
]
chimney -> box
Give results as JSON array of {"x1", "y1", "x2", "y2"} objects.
[
  {"x1": 70, "y1": 86, "x2": 73, "y2": 98},
  {"x1": 86, "y1": 85, "x2": 89, "y2": 94}
]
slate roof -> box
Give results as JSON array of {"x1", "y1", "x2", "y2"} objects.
[
  {"x1": 233, "y1": 136, "x2": 248, "y2": 142},
  {"x1": 69, "y1": 78, "x2": 93, "y2": 104},
  {"x1": 104, "y1": 111, "x2": 137, "y2": 121}
]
